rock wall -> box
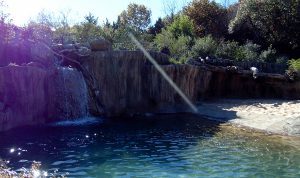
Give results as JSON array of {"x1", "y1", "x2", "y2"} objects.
[
  {"x1": 0, "y1": 65, "x2": 89, "y2": 131},
  {"x1": 0, "y1": 66, "x2": 47, "y2": 131},
  {"x1": 83, "y1": 51, "x2": 300, "y2": 116},
  {"x1": 1, "y1": 50, "x2": 300, "y2": 131}
]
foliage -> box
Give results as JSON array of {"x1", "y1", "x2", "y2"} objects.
[
  {"x1": 153, "y1": 14, "x2": 196, "y2": 63},
  {"x1": 288, "y1": 58, "x2": 300, "y2": 74},
  {"x1": 167, "y1": 15, "x2": 195, "y2": 38},
  {"x1": 119, "y1": 3, "x2": 151, "y2": 32},
  {"x1": 184, "y1": 0, "x2": 228, "y2": 38},
  {"x1": 72, "y1": 22, "x2": 102, "y2": 43},
  {"x1": 84, "y1": 12, "x2": 98, "y2": 25},
  {"x1": 235, "y1": 41, "x2": 260, "y2": 61},
  {"x1": 191, "y1": 35, "x2": 218, "y2": 58},
  {"x1": 148, "y1": 18, "x2": 165, "y2": 36},
  {"x1": 229, "y1": 0, "x2": 300, "y2": 54},
  {"x1": 111, "y1": 26, "x2": 150, "y2": 50},
  {"x1": 25, "y1": 22, "x2": 54, "y2": 44},
  {"x1": 214, "y1": 40, "x2": 239, "y2": 59},
  {"x1": 0, "y1": 0, "x2": 12, "y2": 43},
  {"x1": 259, "y1": 46, "x2": 277, "y2": 63},
  {"x1": 191, "y1": 37, "x2": 268, "y2": 62},
  {"x1": 33, "y1": 10, "x2": 75, "y2": 44},
  {"x1": 154, "y1": 29, "x2": 192, "y2": 63}
]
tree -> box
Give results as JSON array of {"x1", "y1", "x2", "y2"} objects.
[
  {"x1": 119, "y1": 3, "x2": 151, "y2": 32},
  {"x1": 229, "y1": 0, "x2": 300, "y2": 55},
  {"x1": 154, "y1": 14, "x2": 195, "y2": 63},
  {"x1": 34, "y1": 9, "x2": 74, "y2": 43},
  {"x1": 184, "y1": 0, "x2": 228, "y2": 38},
  {"x1": 155, "y1": 29, "x2": 192, "y2": 63},
  {"x1": 72, "y1": 22, "x2": 101, "y2": 43},
  {"x1": 168, "y1": 15, "x2": 195, "y2": 38},
  {"x1": 71, "y1": 12, "x2": 102, "y2": 43},
  {"x1": 0, "y1": 0, "x2": 11, "y2": 42},
  {"x1": 148, "y1": 18, "x2": 165, "y2": 36},
  {"x1": 84, "y1": 12, "x2": 98, "y2": 25}
]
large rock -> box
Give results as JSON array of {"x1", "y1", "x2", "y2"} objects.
[
  {"x1": 90, "y1": 39, "x2": 112, "y2": 51},
  {"x1": 30, "y1": 41, "x2": 56, "y2": 67}
]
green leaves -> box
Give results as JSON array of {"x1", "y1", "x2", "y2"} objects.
[
  {"x1": 119, "y1": 3, "x2": 151, "y2": 32},
  {"x1": 229, "y1": 0, "x2": 300, "y2": 52},
  {"x1": 288, "y1": 58, "x2": 300, "y2": 74},
  {"x1": 184, "y1": 0, "x2": 228, "y2": 38},
  {"x1": 154, "y1": 14, "x2": 195, "y2": 63}
]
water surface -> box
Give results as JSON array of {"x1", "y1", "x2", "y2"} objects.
[{"x1": 0, "y1": 114, "x2": 300, "y2": 177}]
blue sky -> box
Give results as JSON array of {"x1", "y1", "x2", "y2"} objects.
[{"x1": 3, "y1": 0, "x2": 236, "y2": 26}]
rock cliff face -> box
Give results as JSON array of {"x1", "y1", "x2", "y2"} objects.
[
  {"x1": 1, "y1": 50, "x2": 300, "y2": 131},
  {"x1": 83, "y1": 51, "x2": 300, "y2": 116},
  {"x1": 0, "y1": 65, "x2": 89, "y2": 131},
  {"x1": 0, "y1": 66, "x2": 47, "y2": 131}
]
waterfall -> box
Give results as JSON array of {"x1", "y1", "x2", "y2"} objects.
[{"x1": 59, "y1": 66, "x2": 89, "y2": 119}]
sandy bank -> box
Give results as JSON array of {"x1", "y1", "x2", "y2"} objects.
[{"x1": 197, "y1": 99, "x2": 300, "y2": 136}]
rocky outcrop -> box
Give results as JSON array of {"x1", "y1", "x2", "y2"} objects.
[
  {"x1": 90, "y1": 39, "x2": 112, "y2": 51},
  {"x1": 0, "y1": 66, "x2": 48, "y2": 131},
  {"x1": 83, "y1": 51, "x2": 300, "y2": 116},
  {"x1": 0, "y1": 65, "x2": 89, "y2": 131}
]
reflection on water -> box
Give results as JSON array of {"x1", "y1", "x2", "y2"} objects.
[{"x1": 0, "y1": 114, "x2": 300, "y2": 177}]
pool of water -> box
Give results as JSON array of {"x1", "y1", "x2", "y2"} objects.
[{"x1": 1, "y1": 114, "x2": 300, "y2": 177}]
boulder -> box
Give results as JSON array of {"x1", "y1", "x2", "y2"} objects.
[
  {"x1": 90, "y1": 39, "x2": 112, "y2": 51},
  {"x1": 30, "y1": 41, "x2": 56, "y2": 67}
]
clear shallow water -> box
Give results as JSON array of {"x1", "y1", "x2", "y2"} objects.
[{"x1": 0, "y1": 114, "x2": 300, "y2": 178}]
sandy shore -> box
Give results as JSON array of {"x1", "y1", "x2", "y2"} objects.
[{"x1": 197, "y1": 99, "x2": 300, "y2": 136}]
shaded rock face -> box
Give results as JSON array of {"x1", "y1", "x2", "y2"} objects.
[
  {"x1": 0, "y1": 65, "x2": 89, "y2": 131},
  {"x1": 90, "y1": 39, "x2": 112, "y2": 52},
  {"x1": 0, "y1": 66, "x2": 47, "y2": 131},
  {"x1": 83, "y1": 51, "x2": 300, "y2": 116}
]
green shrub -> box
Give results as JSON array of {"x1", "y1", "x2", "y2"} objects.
[
  {"x1": 288, "y1": 58, "x2": 300, "y2": 74},
  {"x1": 154, "y1": 29, "x2": 192, "y2": 63},
  {"x1": 259, "y1": 46, "x2": 277, "y2": 63},
  {"x1": 191, "y1": 35, "x2": 217, "y2": 58},
  {"x1": 168, "y1": 15, "x2": 195, "y2": 38},
  {"x1": 215, "y1": 41, "x2": 260, "y2": 61},
  {"x1": 215, "y1": 40, "x2": 239, "y2": 60},
  {"x1": 240, "y1": 42, "x2": 261, "y2": 61},
  {"x1": 275, "y1": 56, "x2": 289, "y2": 65}
]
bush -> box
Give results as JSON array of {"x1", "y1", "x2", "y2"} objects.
[
  {"x1": 288, "y1": 58, "x2": 300, "y2": 74},
  {"x1": 275, "y1": 56, "x2": 289, "y2": 65},
  {"x1": 229, "y1": 0, "x2": 300, "y2": 54},
  {"x1": 154, "y1": 29, "x2": 192, "y2": 63},
  {"x1": 215, "y1": 41, "x2": 260, "y2": 61},
  {"x1": 234, "y1": 41, "x2": 260, "y2": 61},
  {"x1": 168, "y1": 15, "x2": 195, "y2": 38},
  {"x1": 259, "y1": 46, "x2": 277, "y2": 63},
  {"x1": 215, "y1": 40, "x2": 239, "y2": 60},
  {"x1": 184, "y1": 0, "x2": 228, "y2": 38},
  {"x1": 191, "y1": 35, "x2": 218, "y2": 58}
]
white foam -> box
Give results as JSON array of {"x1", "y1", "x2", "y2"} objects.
[{"x1": 52, "y1": 117, "x2": 103, "y2": 126}]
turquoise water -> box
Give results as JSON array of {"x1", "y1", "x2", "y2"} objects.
[{"x1": 1, "y1": 114, "x2": 300, "y2": 177}]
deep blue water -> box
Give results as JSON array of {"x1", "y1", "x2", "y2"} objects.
[{"x1": 0, "y1": 114, "x2": 300, "y2": 177}]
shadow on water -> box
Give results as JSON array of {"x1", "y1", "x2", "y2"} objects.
[{"x1": 0, "y1": 112, "x2": 300, "y2": 177}]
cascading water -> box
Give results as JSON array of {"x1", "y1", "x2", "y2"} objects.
[
  {"x1": 62, "y1": 67, "x2": 70, "y2": 118},
  {"x1": 58, "y1": 66, "x2": 89, "y2": 119}
]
